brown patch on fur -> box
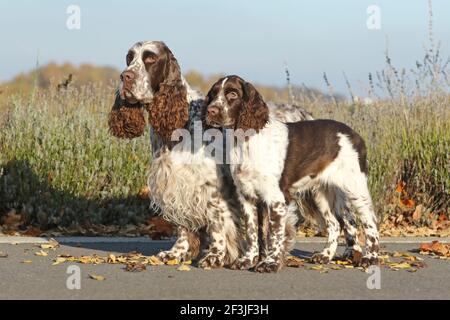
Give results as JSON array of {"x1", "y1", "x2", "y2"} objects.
[
  {"x1": 279, "y1": 120, "x2": 368, "y2": 196},
  {"x1": 108, "y1": 107, "x2": 147, "y2": 139},
  {"x1": 147, "y1": 84, "x2": 189, "y2": 140},
  {"x1": 186, "y1": 230, "x2": 201, "y2": 260},
  {"x1": 146, "y1": 45, "x2": 189, "y2": 140},
  {"x1": 237, "y1": 82, "x2": 269, "y2": 132},
  {"x1": 108, "y1": 94, "x2": 147, "y2": 139}
]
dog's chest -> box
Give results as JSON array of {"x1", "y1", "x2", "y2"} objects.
[{"x1": 229, "y1": 120, "x2": 289, "y2": 197}]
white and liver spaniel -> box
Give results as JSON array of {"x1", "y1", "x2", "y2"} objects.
[
  {"x1": 205, "y1": 75, "x2": 380, "y2": 272},
  {"x1": 108, "y1": 42, "x2": 320, "y2": 268}
]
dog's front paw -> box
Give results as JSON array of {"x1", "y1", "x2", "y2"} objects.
[
  {"x1": 310, "y1": 252, "x2": 331, "y2": 264},
  {"x1": 199, "y1": 253, "x2": 225, "y2": 269},
  {"x1": 230, "y1": 256, "x2": 258, "y2": 270},
  {"x1": 357, "y1": 255, "x2": 379, "y2": 268},
  {"x1": 255, "y1": 259, "x2": 282, "y2": 273},
  {"x1": 157, "y1": 251, "x2": 182, "y2": 263}
]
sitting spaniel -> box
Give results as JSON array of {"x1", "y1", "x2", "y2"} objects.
[{"x1": 205, "y1": 75, "x2": 380, "y2": 272}]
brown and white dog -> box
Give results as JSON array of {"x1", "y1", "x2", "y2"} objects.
[
  {"x1": 205, "y1": 75, "x2": 380, "y2": 272},
  {"x1": 108, "y1": 42, "x2": 319, "y2": 268}
]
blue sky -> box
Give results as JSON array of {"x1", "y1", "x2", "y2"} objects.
[{"x1": 1, "y1": 0, "x2": 449, "y2": 94}]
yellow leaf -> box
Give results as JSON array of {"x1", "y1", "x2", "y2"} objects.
[
  {"x1": 177, "y1": 264, "x2": 191, "y2": 271},
  {"x1": 309, "y1": 265, "x2": 325, "y2": 271},
  {"x1": 107, "y1": 254, "x2": 117, "y2": 264},
  {"x1": 52, "y1": 257, "x2": 66, "y2": 266},
  {"x1": 89, "y1": 274, "x2": 105, "y2": 281},
  {"x1": 330, "y1": 266, "x2": 343, "y2": 270},
  {"x1": 79, "y1": 256, "x2": 93, "y2": 264},
  {"x1": 35, "y1": 250, "x2": 48, "y2": 257},
  {"x1": 40, "y1": 239, "x2": 59, "y2": 250},
  {"x1": 389, "y1": 262, "x2": 412, "y2": 269},
  {"x1": 166, "y1": 259, "x2": 180, "y2": 266},
  {"x1": 22, "y1": 260, "x2": 33, "y2": 264},
  {"x1": 117, "y1": 256, "x2": 128, "y2": 263},
  {"x1": 147, "y1": 256, "x2": 164, "y2": 266}
]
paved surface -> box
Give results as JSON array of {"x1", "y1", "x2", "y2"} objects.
[{"x1": 0, "y1": 238, "x2": 449, "y2": 300}]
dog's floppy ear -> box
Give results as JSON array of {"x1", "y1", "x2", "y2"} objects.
[
  {"x1": 147, "y1": 45, "x2": 189, "y2": 140},
  {"x1": 237, "y1": 81, "x2": 269, "y2": 132},
  {"x1": 108, "y1": 92, "x2": 147, "y2": 139}
]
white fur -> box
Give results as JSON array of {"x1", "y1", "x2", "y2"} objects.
[{"x1": 230, "y1": 117, "x2": 289, "y2": 204}]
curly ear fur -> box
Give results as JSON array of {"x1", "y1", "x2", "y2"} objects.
[
  {"x1": 108, "y1": 93, "x2": 147, "y2": 139},
  {"x1": 147, "y1": 83, "x2": 188, "y2": 140},
  {"x1": 237, "y1": 82, "x2": 269, "y2": 132},
  {"x1": 147, "y1": 46, "x2": 189, "y2": 140}
]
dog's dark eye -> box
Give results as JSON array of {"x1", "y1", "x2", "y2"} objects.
[
  {"x1": 126, "y1": 52, "x2": 134, "y2": 66},
  {"x1": 226, "y1": 92, "x2": 238, "y2": 100},
  {"x1": 143, "y1": 51, "x2": 158, "y2": 65}
]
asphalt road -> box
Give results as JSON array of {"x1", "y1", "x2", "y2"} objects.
[{"x1": 0, "y1": 238, "x2": 449, "y2": 300}]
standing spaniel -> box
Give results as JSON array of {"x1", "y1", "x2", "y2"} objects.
[
  {"x1": 108, "y1": 42, "x2": 319, "y2": 268},
  {"x1": 205, "y1": 75, "x2": 379, "y2": 272}
]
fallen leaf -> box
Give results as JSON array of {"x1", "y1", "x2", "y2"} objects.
[
  {"x1": 335, "y1": 260, "x2": 350, "y2": 266},
  {"x1": 144, "y1": 256, "x2": 163, "y2": 266},
  {"x1": 166, "y1": 259, "x2": 180, "y2": 266},
  {"x1": 40, "y1": 239, "x2": 59, "y2": 250},
  {"x1": 89, "y1": 274, "x2": 105, "y2": 281},
  {"x1": 22, "y1": 260, "x2": 33, "y2": 264},
  {"x1": 330, "y1": 266, "x2": 343, "y2": 270},
  {"x1": 79, "y1": 256, "x2": 93, "y2": 264},
  {"x1": 392, "y1": 251, "x2": 421, "y2": 261},
  {"x1": 107, "y1": 254, "x2": 117, "y2": 264},
  {"x1": 388, "y1": 262, "x2": 412, "y2": 270},
  {"x1": 52, "y1": 257, "x2": 67, "y2": 266},
  {"x1": 419, "y1": 241, "x2": 450, "y2": 257},
  {"x1": 35, "y1": 250, "x2": 48, "y2": 257},
  {"x1": 177, "y1": 264, "x2": 191, "y2": 271},
  {"x1": 125, "y1": 263, "x2": 146, "y2": 272},
  {"x1": 0, "y1": 252, "x2": 8, "y2": 258},
  {"x1": 309, "y1": 265, "x2": 328, "y2": 271},
  {"x1": 285, "y1": 256, "x2": 305, "y2": 268}
]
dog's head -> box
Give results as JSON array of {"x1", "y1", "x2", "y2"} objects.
[
  {"x1": 205, "y1": 75, "x2": 269, "y2": 132},
  {"x1": 109, "y1": 41, "x2": 189, "y2": 140}
]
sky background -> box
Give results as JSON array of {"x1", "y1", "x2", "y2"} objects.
[{"x1": 1, "y1": 0, "x2": 449, "y2": 95}]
